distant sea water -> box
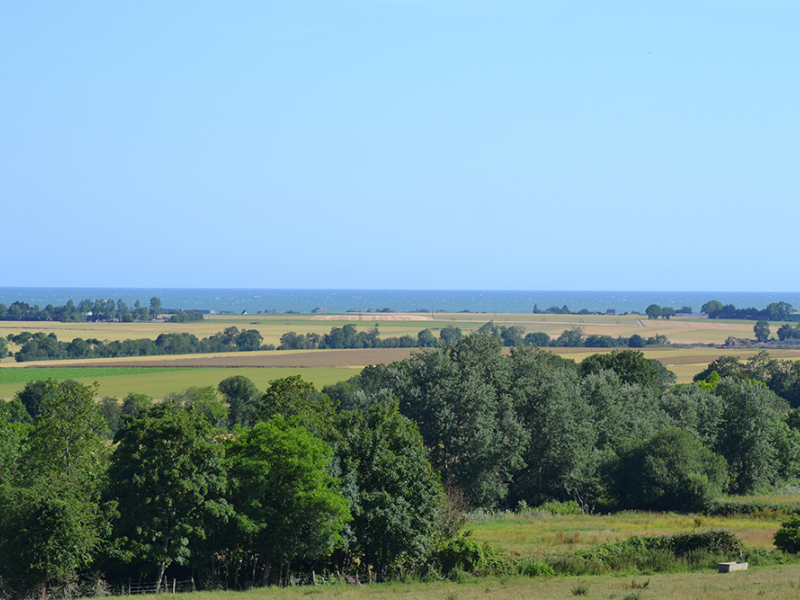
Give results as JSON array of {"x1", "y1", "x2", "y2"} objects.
[{"x1": 1, "y1": 288, "x2": 799, "y2": 316}]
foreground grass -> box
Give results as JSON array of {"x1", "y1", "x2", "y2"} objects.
[{"x1": 106, "y1": 567, "x2": 800, "y2": 600}]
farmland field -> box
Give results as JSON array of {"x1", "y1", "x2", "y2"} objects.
[
  {"x1": 0, "y1": 365, "x2": 359, "y2": 400},
  {"x1": 2, "y1": 313, "x2": 800, "y2": 399},
  {"x1": 3, "y1": 312, "x2": 796, "y2": 347}
]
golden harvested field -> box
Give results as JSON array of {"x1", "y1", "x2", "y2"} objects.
[{"x1": 1, "y1": 313, "x2": 779, "y2": 347}]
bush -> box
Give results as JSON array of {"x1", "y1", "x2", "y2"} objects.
[
  {"x1": 517, "y1": 560, "x2": 555, "y2": 577},
  {"x1": 439, "y1": 534, "x2": 486, "y2": 574},
  {"x1": 549, "y1": 530, "x2": 744, "y2": 575},
  {"x1": 610, "y1": 428, "x2": 727, "y2": 512},
  {"x1": 775, "y1": 516, "x2": 800, "y2": 554}
]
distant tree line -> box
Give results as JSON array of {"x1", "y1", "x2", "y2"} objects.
[
  {"x1": 0, "y1": 297, "x2": 166, "y2": 322},
  {"x1": 6, "y1": 322, "x2": 672, "y2": 363},
  {"x1": 8, "y1": 326, "x2": 266, "y2": 362},
  {"x1": 472, "y1": 321, "x2": 667, "y2": 349},
  {"x1": 701, "y1": 300, "x2": 795, "y2": 321}
]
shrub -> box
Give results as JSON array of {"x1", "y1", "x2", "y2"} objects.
[
  {"x1": 517, "y1": 560, "x2": 555, "y2": 577},
  {"x1": 439, "y1": 534, "x2": 486, "y2": 574},
  {"x1": 610, "y1": 428, "x2": 727, "y2": 512},
  {"x1": 775, "y1": 516, "x2": 800, "y2": 554}
]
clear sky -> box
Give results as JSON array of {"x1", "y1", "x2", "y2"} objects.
[{"x1": 1, "y1": 1, "x2": 798, "y2": 291}]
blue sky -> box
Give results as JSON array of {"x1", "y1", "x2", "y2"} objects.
[{"x1": 2, "y1": 1, "x2": 798, "y2": 291}]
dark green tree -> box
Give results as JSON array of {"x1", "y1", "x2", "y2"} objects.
[
  {"x1": 754, "y1": 320, "x2": 771, "y2": 343},
  {"x1": 107, "y1": 401, "x2": 231, "y2": 588},
  {"x1": 610, "y1": 428, "x2": 727, "y2": 512},
  {"x1": 524, "y1": 332, "x2": 551, "y2": 347},
  {"x1": 395, "y1": 335, "x2": 528, "y2": 507},
  {"x1": 251, "y1": 375, "x2": 337, "y2": 438},
  {"x1": 715, "y1": 378, "x2": 786, "y2": 493},
  {"x1": 149, "y1": 297, "x2": 162, "y2": 320},
  {"x1": 645, "y1": 304, "x2": 662, "y2": 319},
  {"x1": 165, "y1": 386, "x2": 228, "y2": 428},
  {"x1": 417, "y1": 328, "x2": 437, "y2": 348},
  {"x1": 579, "y1": 349, "x2": 676, "y2": 389},
  {"x1": 439, "y1": 326, "x2": 462, "y2": 345},
  {"x1": 508, "y1": 346, "x2": 596, "y2": 507},
  {"x1": 334, "y1": 400, "x2": 444, "y2": 580},
  {"x1": 218, "y1": 375, "x2": 261, "y2": 428}
]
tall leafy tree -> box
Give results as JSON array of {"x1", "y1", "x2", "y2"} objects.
[
  {"x1": 0, "y1": 380, "x2": 109, "y2": 594},
  {"x1": 107, "y1": 401, "x2": 231, "y2": 588},
  {"x1": 218, "y1": 375, "x2": 261, "y2": 428},
  {"x1": 395, "y1": 335, "x2": 527, "y2": 508},
  {"x1": 251, "y1": 375, "x2": 337, "y2": 439},
  {"x1": 226, "y1": 416, "x2": 350, "y2": 586},
  {"x1": 334, "y1": 400, "x2": 443, "y2": 580},
  {"x1": 715, "y1": 378, "x2": 787, "y2": 493},
  {"x1": 508, "y1": 346, "x2": 596, "y2": 507}
]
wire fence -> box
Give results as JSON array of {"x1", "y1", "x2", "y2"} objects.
[{"x1": 124, "y1": 579, "x2": 195, "y2": 595}]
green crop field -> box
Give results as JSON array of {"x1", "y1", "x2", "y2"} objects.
[{"x1": 0, "y1": 366, "x2": 359, "y2": 399}]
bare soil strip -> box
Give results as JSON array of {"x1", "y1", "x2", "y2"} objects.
[{"x1": 310, "y1": 313, "x2": 434, "y2": 321}]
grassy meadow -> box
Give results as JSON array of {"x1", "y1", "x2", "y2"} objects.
[
  {"x1": 138, "y1": 567, "x2": 800, "y2": 600},
  {"x1": 468, "y1": 510, "x2": 784, "y2": 558},
  {"x1": 0, "y1": 366, "x2": 358, "y2": 400}
]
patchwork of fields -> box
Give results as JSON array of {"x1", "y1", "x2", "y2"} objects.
[{"x1": 2, "y1": 313, "x2": 799, "y2": 399}]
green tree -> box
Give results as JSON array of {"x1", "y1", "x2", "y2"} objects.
[
  {"x1": 754, "y1": 320, "x2": 771, "y2": 343},
  {"x1": 701, "y1": 300, "x2": 724, "y2": 318},
  {"x1": 218, "y1": 375, "x2": 261, "y2": 428},
  {"x1": 661, "y1": 307, "x2": 676, "y2": 320},
  {"x1": 334, "y1": 400, "x2": 444, "y2": 579},
  {"x1": 628, "y1": 334, "x2": 645, "y2": 348},
  {"x1": 715, "y1": 379, "x2": 786, "y2": 493},
  {"x1": 121, "y1": 392, "x2": 154, "y2": 423},
  {"x1": 149, "y1": 297, "x2": 162, "y2": 320},
  {"x1": 15, "y1": 379, "x2": 50, "y2": 421},
  {"x1": 579, "y1": 349, "x2": 676, "y2": 389},
  {"x1": 395, "y1": 335, "x2": 528, "y2": 508},
  {"x1": 417, "y1": 328, "x2": 437, "y2": 348},
  {"x1": 165, "y1": 386, "x2": 228, "y2": 428},
  {"x1": 524, "y1": 332, "x2": 551, "y2": 347},
  {"x1": 610, "y1": 428, "x2": 727, "y2": 512},
  {"x1": 107, "y1": 401, "x2": 231, "y2": 588},
  {"x1": 645, "y1": 304, "x2": 663, "y2": 320},
  {"x1": 0, "y1": 380, "x2": 109, "y2": 593},
  {"x1": 556, "y1": 327, "x2": 584, "y2": 347},
  {"x1": 251, "y1": 375, "x2": 337, "y2": 439},
  {"x1": 235, "y1": 329, "x2": 263, "y2": 351},
  {"x1": 508, "y1": 346, "x2": 596, "y2": 507},
  {"x1": 581, "y1": 370, "x2": 668, "y2": 452},
  {"x1": 227, "y1": 416, "x2": 350, "y2": 586},
  {"x1": 439, "y1": 326, "x2": 462, "y2": 345}
]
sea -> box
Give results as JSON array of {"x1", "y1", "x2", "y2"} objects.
[{"x1": 0, "y1": 288, "x2": 798, "y2": 316}]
